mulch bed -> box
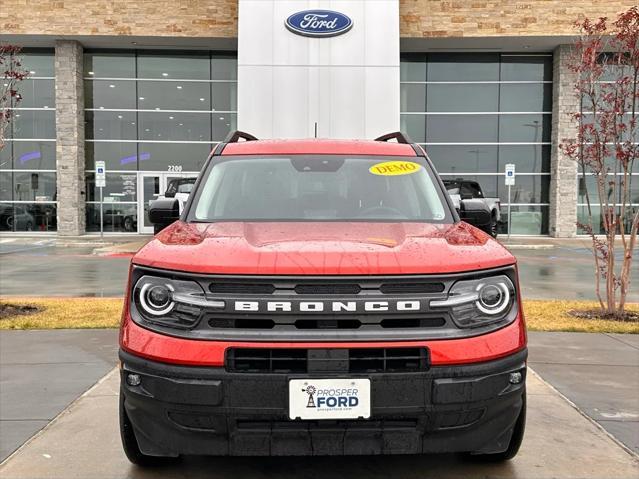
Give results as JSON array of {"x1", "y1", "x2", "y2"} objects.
[
  {"x1": 0, "y1": 303, "x2": 42, "y2": 320},
  {"x1": 568, "y1": 309, "x2": 639, "y2": 322}
]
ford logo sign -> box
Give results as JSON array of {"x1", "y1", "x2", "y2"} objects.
[{"x1": 285, "y1": 10, "x2": 353, "y2": 38}]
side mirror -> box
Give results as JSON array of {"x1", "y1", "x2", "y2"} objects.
[
  {"x1": 149, "y1": 198, "x2": 180, "y2": 230},
  {"x1": 448, "y1": 193, "x2": 461, "y2": 210},
  {"x1": 459, "y1": 199, "x2": 492, "y2": 233}
]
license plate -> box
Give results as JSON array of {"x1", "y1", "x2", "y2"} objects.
[{"x1": 289, "y1": 378, "x2": 371, "y2": 420}]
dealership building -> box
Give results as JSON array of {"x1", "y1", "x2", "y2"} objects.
[{"x1": 1, "y1": 0, "x2": 636, "y2": 236}]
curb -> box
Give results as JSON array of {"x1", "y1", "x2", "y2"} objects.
[
  {"x1": 0, "y1": 367, "x2": 119, "y2": 467},
  {"x1": 529, "y1": 368, "x2": 639, "y2": 460}
]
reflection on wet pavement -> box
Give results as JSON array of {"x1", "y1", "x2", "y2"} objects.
[{"x1": 0, "y1": 240, "x2": 637, "y2": 301}]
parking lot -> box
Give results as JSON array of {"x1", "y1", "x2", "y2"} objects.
[
  {"x1": 1, "y1": 236, "x2": 637, "y2": 302},
  {"x1": 1, "y1": 236, "x2": 638, "y2": 478}
]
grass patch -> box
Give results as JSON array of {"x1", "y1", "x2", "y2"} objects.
[
  {"x1": 524, "y1": 300, "x2": 639, "y2": 334},
  {"x1": 0, "y1": 297, "x2": 637, "y2": 334},
  {"x1": 0, "y1": 298, "x2": 123, "y2": 330}
]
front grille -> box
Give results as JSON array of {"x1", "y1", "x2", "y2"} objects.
[
  {"x1": 236, "y1": 419, "x2": 420, "y2": 431},
  {"x1": 294, "y1": 284, "x2": 361, "y2": 295},
  {"x1": 209, "y1": 283, "x2": 276, "y2": 294},
  {"x1": 380, "y1": 282, "x2": 445, "y2": 294},
  {"x1": 207, "y1": 279, "x2": 444, "y2": 296},
  {"x1": 208, "y1": 315, "x2": 445, "y2": 330},
  {"x1": 226, "y1": 347, "x2": 429, "y2": 374}
]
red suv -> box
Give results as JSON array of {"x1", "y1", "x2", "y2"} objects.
[{"x1": 119, "y1": 131, "x2": 527, "y2": 465}]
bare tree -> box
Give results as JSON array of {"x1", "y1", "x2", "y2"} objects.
[
  {"x1": 561, "y1": 7, "x2": 639, "y2": 318},
  {"x1": 1, "y1": 45, "x2": 29, "y2": 149}
]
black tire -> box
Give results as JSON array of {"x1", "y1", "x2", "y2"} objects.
[
  {"x1": 489, "y1": 214, "x2": 499, "y2": 238},
  {"x1": 25, "y1": 221, "x2": 34, "y2": 232},
  {"x1": 467, "y1": 393, "x2": 526, "y2": 462},
  {"x1": 153, "y1": 224, "x2": 164, "y2": 235},
  {"x1": 123, "y1": 216, "x2": 134, "y2": 232},
  {"x1": 119, "y1": 392, "x2": 177, "y2": 467}
]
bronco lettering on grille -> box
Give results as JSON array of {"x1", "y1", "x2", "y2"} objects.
[{"x1": 233, "y1": 300, "x2": 425, "y2": 313}]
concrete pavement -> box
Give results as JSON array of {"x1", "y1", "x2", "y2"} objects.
[
  {"x1": 529, "y1": 331, "x2": 639, "y2": 454},
  {"x1": 1, "y1": 236, "x2": 638, "y2": 301},
  {"x1": 1, "y1": 368, "x2": 637, "y2": 479},
  {"x1": 0, "y1": 330, "x2": 119, "y2": 461}
]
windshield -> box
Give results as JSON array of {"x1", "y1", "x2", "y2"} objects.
[{"x1": 189, "y1": 155, "x2": 451, "y2": 223}]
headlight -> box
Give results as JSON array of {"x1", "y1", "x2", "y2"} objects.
[
  {"x1": 132, "y1": 275, "x2": 225, "y2": 328},
  {"x1": 430, "y1": 274, "x2": 516, "y2": 328}
]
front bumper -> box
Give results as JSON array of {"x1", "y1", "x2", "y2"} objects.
[{"x1": 120, "y1": 348, "x2": 527, "y2": 457}]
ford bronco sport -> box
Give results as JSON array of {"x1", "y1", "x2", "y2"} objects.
[{"x1": 119, "y1": 131, "x2": 527, "y2": 465}]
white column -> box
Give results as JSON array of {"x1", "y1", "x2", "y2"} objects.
[{"x1": 237, "y1": 0, "x2": 400, "y2": 139}]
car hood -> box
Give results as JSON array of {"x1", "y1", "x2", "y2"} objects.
[{"x1": 133, "y1": 221, "x2": 515, "y2": 275}]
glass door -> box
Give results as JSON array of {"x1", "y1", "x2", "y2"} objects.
[
  {"x1": 138, "y1": 174, "x2": 162, "y2": 234},
  {"x1": 138, "y1": 172, "x2": 199, "y2": 234}
]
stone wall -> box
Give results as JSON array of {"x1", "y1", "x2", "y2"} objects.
[
  {"x1": 55, "y1": 41, "x2": 85, "y2": 236},
  {"x1": 2, "y1": 1, "x2": 633, "y2": 39},
  {"x1": 399, "y1": 0, "x2": 634, "y2": 37},
  {"x1": 1, "y1": 0, "x2": 237, "y2": 37},
  {"x1": 548, "y1": 45, "x2": 578, "y2": 237}
]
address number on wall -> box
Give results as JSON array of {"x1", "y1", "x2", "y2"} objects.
[{"x1": 168, "y1": 165, "x2": 183, "y2": 172}]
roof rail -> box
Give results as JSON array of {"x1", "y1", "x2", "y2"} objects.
[
  {"x1": 224, "y1": 130, "x2": 259, "y2": 143},
  {"x1": 374, "y1": 131, "x2": 412, "y2": 144}
]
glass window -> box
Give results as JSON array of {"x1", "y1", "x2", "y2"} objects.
[
  {"x1": 0, "y1": 203, "x2": 56, "y2": 232},
  {"x1": 496, "y1": 175, "x2": 550, "y2": 204},
  {"x1": 427, "y1": 53, "x2": 499, "y2": 82},
  {"x1": 400, "y1": 84, "x2": 426, "y2": 112},
  {"x1": 0, "y1": 172, "x2": 12, "y2": 201},
  {"x1": 212, "y1": 56, "x2": 238, "y2": 81},
  {"x1": 192, "y1": 156, "x2": 451, "y2": 223},
  {"x1": 137, "y1": 81, "x2": 211, "y2": 111},
  {"x1": 440, "y1": 174, "x2": 499, "y2": 198},
  {"x1": 86, "y1": 142, "x2": 138, "y2": 171},
  {"x1": 427, "y1": 84, "x2": 499, "y2": 112},
  {"x1": 137, "y1": 53, "x2": 210, "y2": 80},
  {"x1": 499, "y1": 145, "x2": 550, "y2": 174},
  {"x1": 85, "y1": 80, "x2": 136, "y2": 109},
  {"x1": 426, "y1": 145, "x2": 499, "y2": 174},
  {"x1": 86, "y1": 202, "x2": 137, "y2": 233},
  {"x1": 500, "y1": 84, "x2": 552, "y2": 112},
  {"x1": 21, "y1": 52, "x2": 55, "y2": 77},
  {"x1": 85, "y1": 172, "x2": 137, "y2": 202},
  {"x1": 212, "y1": 113, "x2": 236, "y2": 142},
  {"x1": 13, "y1": 171, "x2": 56, "y2": 201},
  {"x1": 0, "y1": 144, "x2": 11, "y2": 168},
  {"x1": 12, "y1": 141, "x2": 56, "y2": 170},
  {"x1": 137, "y1": 142, "x2": 211, "y2": 171},
  {"x1": 400, "y1": 115, "x2": 426, "y2": 143},
  {"x1": 499, "y1": 205, "x2": 549, "y2": 235},
  {"x1": 86, "y1": 111, "x2": 137, "y2": 140},
  {"x1": 578, "y1": 174, "x2": 639, "y2": 204},
  {"x1": 427, "y1": 115, "x2": 499, "y2": 143},
  {"x1": 400, "y1": 54, "x2": 428, "y2": 81},
  {"x1": 84, "y1": 52, "x2": 136, "y2": 78},
  {"x1": 211, "y1": 82, "x2": 237, "y2": 112},
  {"x1": 499, "y1": 114, "x2": 550, "y2": 142},
  {"x1": 16, "y1": 79, "x2": 55, "y2": 109},
  {"x1": 138, "y1": 112, "x2": 211, "y2": 142},
  {"x1": 578, "y1": 205, "x2": 637, "y2": 235},
  {"x1": 500, "y1": 55, "x2": 552, "y2": 82},
  {"x1": 12, "y1": 110, "x2": 56, "y2": 139}
]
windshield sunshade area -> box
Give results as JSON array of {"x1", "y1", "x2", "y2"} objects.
[{"x1": 191, "y1": 155, "x2": 451, "y2": 223}]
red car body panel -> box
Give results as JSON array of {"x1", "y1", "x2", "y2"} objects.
[
  {"x1": 134, "y1": 221, "x2": 515, "y2": 275},
  {"x1": 120, "y1": 311, "x2": 526, "y2": 367},
  {"x1": 123, "y1": 138, "x2": 523, "y2": 369},
  {"x1": 221, "y1": 139, "x2": 417, "y2": 157}
]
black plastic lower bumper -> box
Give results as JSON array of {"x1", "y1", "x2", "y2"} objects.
[{"x1": 119, "y1": 348, "x2": 527, "y2": 457}]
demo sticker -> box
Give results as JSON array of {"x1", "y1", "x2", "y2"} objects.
[{"x1": 369, "y1": 161, "x2": 421, "y2": 176}]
